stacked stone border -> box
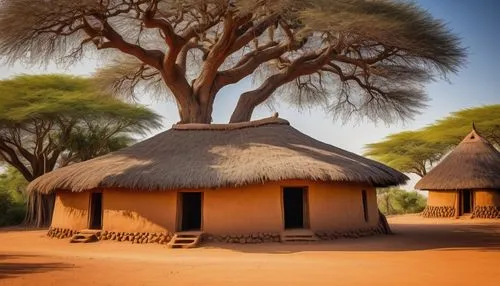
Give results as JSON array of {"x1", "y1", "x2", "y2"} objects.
[
  {"x1": 472, "y1": 206, "x2": 500, "y2": 218},
  {"x1": 48, "y1": 225, "x2": 389, "y2": 244},
  {"x1": 421, "y1": 205, "x2": 455, "y2": 218},
  {"x1": 204, "y1": 232, "x2": 281, "y2": 243},
  {"x1": 315, "y1": 226, "x2": 385, "y2": 240},
  {"x1": 48, "y1": 228, "x2": 174, "y2": 244}
]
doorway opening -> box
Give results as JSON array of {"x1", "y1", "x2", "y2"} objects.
[
  {"x1": 179, "y1": 192, "x2": 203, "y2": 231},
  {"x1": 283, "y1": 187, "x2": 308, "y2": 229},
  {"x1": 89, "y1": 192, "x2": 103, "y2": 230},
  {"x1": 461, "y1": 189, "x2": 473, "y2": 215}
]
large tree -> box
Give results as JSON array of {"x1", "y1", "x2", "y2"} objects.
[
  {"x1": 0, "y1": 0, "x2": 465, "y2": 124},
  {"x1": 0, "y1": 74, "x2": 161, "y2": 226},
  {"x1": 365, "y1": 104, "x2": 500, "y2": 177},
  {"x1": 364, "y1": 131, "x2": 448, "y2": 177}
]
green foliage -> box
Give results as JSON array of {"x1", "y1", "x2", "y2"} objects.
[
  {"x1": 0, "y1": 167, "x2": 27, "y2": 227},
  {"x1": 0, "y1": 166, "x2": 27, "y2": 203},
  {"x1": 422, "y1": 105, "x2": 500, "y2": 147},
  {"x1": 0, "y1": 74, "x2": 162, "y2": 181},
  {"x1": 365, "y1": 104, "x2": 500, "y2": 177},
  {"x1": 0, "y1": 74, "x2": 161, "y2": 130},
  {"x1": 377, "y1": 188, "x2": 427, "y2": 215},
  {"x1": 365, "y1": 131, "x2": 448, "y2": 177},
  {"x1": 0, "y1": 74, "x2": 162, "y2": 227}
]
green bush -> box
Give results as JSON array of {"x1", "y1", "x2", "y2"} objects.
[
  {"x1": 0, "y1": 188, "x2": 26, "y2": 227},
  {"x1": 377, "y1": 188, "x2": 427, "y2": 215}
]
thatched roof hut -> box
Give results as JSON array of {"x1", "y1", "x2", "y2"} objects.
[
  {"x1": 29, "y1": 117, "x2": 406, "y2": 194},
  {"x1": 416, "y1": 127, "x2": 500, "y2": 190},
  {"x1": 416, "y1": 126, "x2": 500, "y2": 219},
  {"x1": 30, "y1": 117, "x2": 407, "y2": 245}
]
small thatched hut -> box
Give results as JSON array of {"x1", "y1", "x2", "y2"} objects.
[
  {"x1": 416, "y1": 126, "x2": 500, "y2": 218},
  {"x1": 28, "y1": 117, "x2": 406, "y2": 245}
]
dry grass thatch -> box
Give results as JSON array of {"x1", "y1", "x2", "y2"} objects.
[
  {"x1": 28, "y1": 117, "x2": 407, "y2": 194},
  {"x1": 416, "y1": 128, "x2": 500, "y2": 190}
]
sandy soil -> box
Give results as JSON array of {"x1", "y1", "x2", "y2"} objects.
[{"x1": 1, "y1": 215, "x2": 499, "y2": 286}]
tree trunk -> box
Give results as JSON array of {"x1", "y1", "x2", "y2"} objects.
[
  {"x1": 229, "y1": 73, "x2": 287, "y2": 123},
  {"x1": 230, "y1": 89, "x2": 271, "y2": 123},
  {"x1": 177, "y1": 97, "x2": 213, "y2": 124}
]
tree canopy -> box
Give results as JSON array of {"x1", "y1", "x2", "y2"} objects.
[
  {"x1": 0, "y1": 74, "x2": 161, "y2": 181},
  {"x1": 365, "y1": 104, "x2": 500, "y2": 177},
  {"x1": 0, "y1": 74, "x2": 161, "y2": 226},
  {"x1": 0, "y1": 0, "x2": 466, "y2": 124}
]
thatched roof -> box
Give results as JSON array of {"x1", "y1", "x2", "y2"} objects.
[
  {"x1": 416, "y1": 127, "x2": 500, "y2": 190},
  {"x1": 28, "y1": 117, "x2": 407, "y2": 194}
]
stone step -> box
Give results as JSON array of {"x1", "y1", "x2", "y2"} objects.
[
  {"x1": 167, "y1": 232, "x2": 203, "y2": 249},
  {"x1": 70, "y1": 233, "x2": 98, "y2": 243},
  {"x1": 280, "y1": 229, "x2": 319, "y2": 243}
]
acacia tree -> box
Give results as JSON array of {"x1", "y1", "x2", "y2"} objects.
[
  {"x1": 365, "y1": 131, "x2": 448, "y2": 177},
  {"x1": 423, "y1": 105, "x2": 500, "y2": 147},
  {"x1": 0, "y1": 0, "x2": 465, "y2": 124},
  {"x1": 0, "y1": 74, "x2": 161, "y2": 226},
  {"x1": 365, "y1": 104, "x2": 500, "y2": 177}
]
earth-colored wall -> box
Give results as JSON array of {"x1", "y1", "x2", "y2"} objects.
[
  {"x1": 50, "y1": 180, "x2": 378, "y2": 234},
  {"x1": 203, "y1": 180, "x2": 376, "y2": 234},
  {"x1": 474, "y1": 189, "x2": 500, "y2": 206},
  {"x1": 203, "y1": 183, "x2": 282, "y2": 234},
  {"x1": 427, "y1": 190, "x2": 457, "y2": 206},
  {"x1": 308, "y1": 183, "x2": 378, "y2": 231},
  {"x1": 472, "y1": 189, "x2": 500, "y2": 218},
  {"x1": 51, "y1": 191, "x2": 89, "y2": 230},
  {"x1": 102, "y1": 189, "x2": 177, "y2": 233}
]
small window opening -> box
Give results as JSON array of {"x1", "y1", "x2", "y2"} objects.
[
  {"x1": 362, "y1": 190, "x2": 369, "y2": 222},
  {"x1": 470, "y1": 135, "x2": 475, "y2": 139}
]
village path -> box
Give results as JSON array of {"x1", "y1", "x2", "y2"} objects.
[{"x1": 0, "y1": 215, "x2": 499, "y2": 286}]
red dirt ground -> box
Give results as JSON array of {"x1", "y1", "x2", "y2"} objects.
[{"x1": 1, "y1": 215, "x2": 499, "y2": 286}]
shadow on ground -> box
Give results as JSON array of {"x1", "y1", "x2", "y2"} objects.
[
  {"x1": 0, "y1": 226, "x2": 48, "y2": 233},
  {"x1": 0, "y1": 254, "x2": 74, "y2": 280},
  {"x1": 202, "y1": 222, "x2": 500, "y2": 254}
]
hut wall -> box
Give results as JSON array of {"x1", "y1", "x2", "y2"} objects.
[
  {"x1": 203, "y1": 183, "x2": 283, "y2": 234},
  {"x1": 472, "y1": 189, "x2": 500, "y2": 218},
  {"x1": 427, "y1": 190, "x2": 457, "y2": 206},
  {"x1": 102, "y1": 189, "x2": 177, "y2": 233},
  {"x1": 203, "y1": 180, "x2": 379, "y2": 234},
  {"x1": 309, "y1": 183, "x2": 378, "y2": 231},
  {"x1": 474, "y1": 189, "x2": 500, "y2": 206},
  {"x1": 422, "y1": 190, "x2": 457, "y2": 218},
  {"x1": 51, "y1": 191, "x2": 90, "y2": 230}
]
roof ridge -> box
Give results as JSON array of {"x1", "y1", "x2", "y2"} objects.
[{"x1": 172, "y1": 116, "x2": 289, "y2": 131}]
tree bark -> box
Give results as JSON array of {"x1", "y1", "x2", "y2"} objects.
[
  {"x1": 229, "y1": 74, "x2": 286, "y2": 123},
  {"x1": 177, "y1": 99, "x2": 213, "y2": 124}
]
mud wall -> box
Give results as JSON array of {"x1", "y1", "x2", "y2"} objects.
[
  {"x1": 51, "y1": 191, "x2": 89, "y2": 230},
  {"x1": 102, "y1": 189, "x2": 177, "y2": 233},
  {"x1": 308, "y1": 183, "x2": 378, "y2": 231},
  {"x1": 50, "y1": 180, "x2": 381, "y2": 234},
  {"x1": 202, "y1": 183, "x2": 282, "y2": 234},
  {"x1": 422, "y1": 190, "x2": 457, "y2": 218},
  {"x1": 472, "y1": 189, "x2": 500, "y2": 218}
]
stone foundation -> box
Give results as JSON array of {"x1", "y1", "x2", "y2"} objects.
[
  {"x1": 204, "y1": 232, "x2": 281, "y2": 243},
  {"x1": 315, "y1": 226, "x2": 383, "y2": 240},
  {"x1": 48, "y1": 226, "x2": 388, "y2": 245},
  {"x1": 472, "y1": 206, "x2": 500, "y2": 218},
  {"x1": 47, "y1": 227, "x2": 174, "y2": 244},
  {"x1": 47, "y1": 227, "x2": 79, "y2": 239},
  {"x1": 421, "y1": 205, "x2": 455, "y2": 218}
]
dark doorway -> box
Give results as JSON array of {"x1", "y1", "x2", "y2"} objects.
[
  {"x1": 461, "y1": 189, "x2": 473, "y2": 214},
  {"x1": 283, "y1": 187, "x2": 308, "y2": 229},
  {"x1": 180, "y1": 192, "x2": 202, "y2": 231},
  {"x1": 89, "y1": 193, "x2": 103, "y2": 229}
]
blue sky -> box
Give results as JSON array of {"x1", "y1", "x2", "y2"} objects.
[{"x1": 1, "y1": 0, "x2": 499, "y2": 188}]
